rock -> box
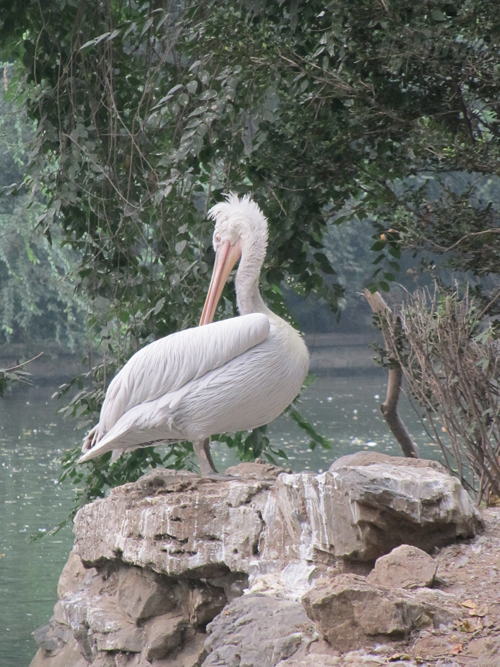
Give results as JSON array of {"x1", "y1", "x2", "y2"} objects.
[
  {"x1": 203, "y1": 572, "x2": 247, "y2": 603},
  {"x1": 117, "y1": 566, "x2": 178, "y2": 621},
  {"x1": 61, "y1": 591, "x2": 144, "y2": 654},
  {"x1": 302, "y1": 573, "x2": 458, "y2": 651},
  {"x1": 156, "y1": 627, "x2": 207, "y2": 667},
  {"x1": 247, "y1": 562, "x2": 327, "y2": 602},
  {"x1": 225, "y1": 460, "x2": 290, "y2": 478},
  {"x1": 29, "y1": 458, "x2": 483, "y2": 667},
  {"x1": 412, "y1": 635, "x2": 460, "y2": 661},
  {"x1": 94, "y1": 623, "x2": 144, "y2": 653},
  {"x1": 448, "y1": 635, "x2": 500, "y2": 667},
  {"x1": 274, "y1": 654, "x2": 341, "y2": 667},
  {"x1": 31, "y1": 608, "x2": 85, "y2": 665},
  {"x1": 327, "y1": 461, "x2": 482, "y2": 560},
  {"x1": 259, "y1": 472, "x2": 328, "y2": 565},
  {"x1": 74, "y1": 466, "x2": 273, "y2": 577},
  {"x1": 53, "y1": 602, "x2": 68, "y2": 626},
  {"x1": 272, "y1": 632, "x2": 304, "y2": 664},
  {"x1": 34, "y1": 518, "x2": 236, "y2": 667},
  {"x1": 367, "y1": 544, "x2": 438, "y2": 589},
  {"x1": 89, "y1": 605, "x2": 144, "y2": 653},
  {"x1": 57, "y1": 550, "x2": 92, "y2": 598},
  {"x1": 30, "y1": 636, "x2": 87, "y2": 667},
  {"x1": 74, "y1": 460, "x2": 481, "y2": 576},
  {"x1": 144, "y1": 614, "x2": 186, "y2": 661},
  {"x1": 187, "y1": 582, "x2": 227, "y2": 627},
  {"x1": 260, "y1": 462, "x2": 481, "y2": 564},
  {"x1": 33, "y1": 620, "x2": 70, "y2": 653},
  {"x1": 330, "y1": 451, "x2": 448, "y2": 473},
  {"x1": 203, "y1": 594, "x2": 314, "y2": 667}
]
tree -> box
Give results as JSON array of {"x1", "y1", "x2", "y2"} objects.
[{"x1": 2, "y1": 1, "x2": 500, "y2": 506}]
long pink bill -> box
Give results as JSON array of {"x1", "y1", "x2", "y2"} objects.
[{"x1": 200, "y1": 240, "x2": 242, "y2": 325}]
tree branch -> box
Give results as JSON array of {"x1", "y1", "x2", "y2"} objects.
[
  {"x1": 428, "y1": 227, "x2": 500, "y2": 253},
  {"x1": 364, "y1": 289, "x2": 419, "y2": 458},
  {"x1": 2, "y1": 352, "x2": 44, "y2": 372}
]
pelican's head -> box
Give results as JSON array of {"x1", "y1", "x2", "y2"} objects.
[{"x1": 200, "y1": 193, "x2": 268, "y2": 325}]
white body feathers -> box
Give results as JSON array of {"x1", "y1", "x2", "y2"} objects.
[{"x1": 81, "y1": 311, "x2": 308, "y2": 460}]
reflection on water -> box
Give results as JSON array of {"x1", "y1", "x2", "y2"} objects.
[{"x1": 0, "y1": 372, "x2": 441, "y2": 667}]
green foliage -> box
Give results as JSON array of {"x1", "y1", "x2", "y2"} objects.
[
  {"x1": 217, "y1": 425, "x2": 284, "y2": 464},
  {"x1": 287, "y1": 406, "x2": 331, "y2": 452},
  {"x1": 0, "y1": 365, "x2": 31, "y2": 397},
  {"x1": 0, "y1": 68, "x2": 86, "y2": 350}
]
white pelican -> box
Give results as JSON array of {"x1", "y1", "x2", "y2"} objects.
[{"x1": 79, "y1": 194, "x2": 309, "y2": 476}]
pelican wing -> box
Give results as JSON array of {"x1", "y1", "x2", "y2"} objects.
[{"x1": 96, "y1": 313, "x2": 270, "y2": 437}]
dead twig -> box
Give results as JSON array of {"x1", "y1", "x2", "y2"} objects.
[{"x1": 2, "y1": 352, "x2": 44, "y2": 372}]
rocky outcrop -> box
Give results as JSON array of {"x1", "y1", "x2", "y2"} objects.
[
  {"x1": 73, "y1": 468, "x2": 271, "y2": 578},
  {"x1": 33, "y1": 557, "x2": 216, "y2": 666},
  {"x1": 326, "y1": 452, "x2": 482, "y2": 561},
  {"x1": 30, "y1": 456, "x2": 483, "y2": 667},
  {"x1": 74, "y1": 455, "x2": 482, "y2": 574}
]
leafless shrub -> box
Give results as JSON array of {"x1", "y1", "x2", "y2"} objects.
[{"x1": 382, "y1": 285, "x2": 500, "y2": 502}]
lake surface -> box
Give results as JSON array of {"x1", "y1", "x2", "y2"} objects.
[{"x1": 0, "y1": 371, "x2": 441, "y2": 667}]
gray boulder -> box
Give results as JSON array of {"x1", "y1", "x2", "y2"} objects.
[
  {"x1": 203, "y1": 594, "x2": 314, "y2": 667},
  {"x1": 38, "y1": 553, "x2": 215, "y2": 666},
  {"x1": 30, "y1": 457, "x2": 482, "y2": 667},
  {"x1": 74, "y1": 467, "x2": 274, "y2": 577},
  {"x1": 327, "y1": 457, "x2": 482, "y2": 560}
]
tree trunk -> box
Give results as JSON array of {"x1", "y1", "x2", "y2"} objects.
[{"x1": 364, "y1": 289, "x2": 418, "y2": 459}]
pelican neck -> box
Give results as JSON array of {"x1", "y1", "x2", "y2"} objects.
[{"x1": 235, "y1": 254, "x2": 273, "y2": 317}]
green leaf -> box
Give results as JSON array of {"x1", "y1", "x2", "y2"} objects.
[
  {"x1": 313, "y1": 252, "x2": 335, "y2": 274},
  {"x1": 388, "y1": 246, "x2": 401, "y2": 259}
]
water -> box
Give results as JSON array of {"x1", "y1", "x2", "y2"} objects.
[
  {"x1": 0, "y1": 372, "x2": 441, "y2": 667},
  {"x1": 0, "y1": 385, "x2": 83, "y2": 667}
]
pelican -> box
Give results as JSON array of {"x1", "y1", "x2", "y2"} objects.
[{"x1": 79, "y1": 194, "x2": 309, "y2": 476}]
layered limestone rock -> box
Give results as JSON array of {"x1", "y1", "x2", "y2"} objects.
[
  {"x1": 30, "y1": 456, "x2": 483, "y2": 667},
  {"x1": 74, "y1": 468, "x2": 273, "y2": 577}
]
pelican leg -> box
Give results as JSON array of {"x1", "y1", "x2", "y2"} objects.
[
  {"x1": 193, "y1": 437, "x2": 218, "y2": 476},
  {"x1": 82, "y1": 425, "x2": 98, "y2": 453}
]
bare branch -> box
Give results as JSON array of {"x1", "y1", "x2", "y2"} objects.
[
  {"x1": 364, "y1": 289, "x2": 419, "y2": 459},
  {"x1": 428, "y1": 227, "x2": 500, "y2": 253},
  {"x1": 2, "y1": 352, "x2": 44, "y2": 373}
]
